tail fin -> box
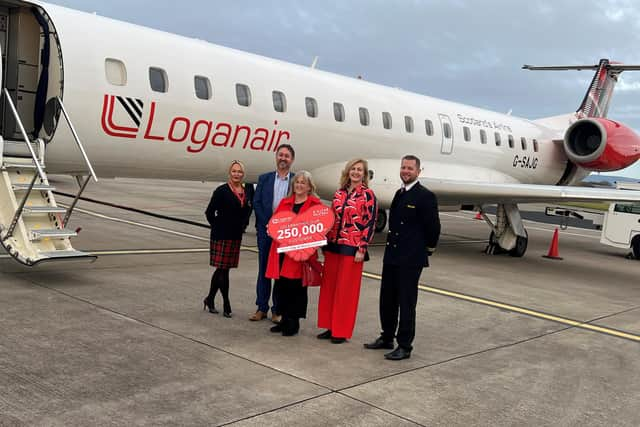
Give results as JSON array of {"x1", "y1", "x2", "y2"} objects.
[{"x1": 523, "y1": 59, "x2": 640, "y2": 119}]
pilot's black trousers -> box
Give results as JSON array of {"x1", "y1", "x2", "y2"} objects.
[{"x1": 379, "y1": 263, "x2": 423, "y2": 352}]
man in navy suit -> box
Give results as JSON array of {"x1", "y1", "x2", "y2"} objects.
[
  {"x1": 364, "y1": 155, "x2": 440, "y2": 360},
  {"x1": 250, "y1": 144, "x2": 295, "y2": 322}
]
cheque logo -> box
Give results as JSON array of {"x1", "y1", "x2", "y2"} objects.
[{"x1": 101, "y1": 94, "x2": 144, "y2": 139}]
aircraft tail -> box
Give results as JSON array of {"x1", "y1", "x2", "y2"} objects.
[{"x1": 523, "y1": 58, "x2": 640, "y2": 118}]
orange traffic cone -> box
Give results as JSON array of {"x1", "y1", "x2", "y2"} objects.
[
  {"x1": 474, "y1": 211, "x2": 483, "y2": 220},
  {"x1": 542, "y1": 228, "x2": 563, "y2": 260}
]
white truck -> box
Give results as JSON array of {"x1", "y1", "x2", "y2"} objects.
[
  {"x1": 545, "y1": 182, "x2": 640, "y2": 260},
  {"x1": 600, "y1": 183, "x2": 640, "y2": 260}
]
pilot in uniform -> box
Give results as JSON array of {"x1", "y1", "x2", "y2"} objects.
[{"x1": 365, "y1": 155, "x2": 440, "y2": 360}]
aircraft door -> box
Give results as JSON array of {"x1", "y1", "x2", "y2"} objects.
[{"x1": 439, "y1": 114, "x2": 453, "y2": 154}]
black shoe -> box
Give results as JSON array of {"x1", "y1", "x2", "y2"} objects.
[
  {"x1": 384, "y1": 346, "x2": 411, "y2": 360},
  {"x1": 331, "y1": 337, "x2": 346, "y2": 344},
  {"x1": 203, "y1": 297, "x2": 218, "y2": 314},
  {"x1": 364, "y1": 337, "x2": 394, "y2": 350},
  {"x1": 223, "y1": 311, "x2": 232, "y2": 318},
  {"x1": 281, "y1": 318, "x2": 299, "y2": 336},
  {"x1": 317, "y1": 330, "x2": 332, "y2": 339},
  {"x1": 270, "y1": 324, "x2": 283, "y2": 333}
]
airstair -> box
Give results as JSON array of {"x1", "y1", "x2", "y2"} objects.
[{"x1": 0, "y1": 89, "x2": 97, "y2": 266}]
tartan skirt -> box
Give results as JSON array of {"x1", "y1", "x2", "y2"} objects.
[{"x1": 210, "y1": 239, "x2": 241, "y2": 268}]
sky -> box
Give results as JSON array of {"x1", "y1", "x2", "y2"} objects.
[{"x1": 45, "y1": 0, "x2": 640, "y2": 178}]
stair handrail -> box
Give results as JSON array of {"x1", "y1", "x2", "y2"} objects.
[
  {"x1": 2, "y1": 89, "x2": 47, "y2": 238},
  {"x1": 55, "y1": 97, "x2": 98, "y2": 227},
  {"x1": 1, "y1": 89, "x2": 46, "y2": 181},
  {"x1": 55, "y1": 96, "x2": 98, "y2": 183}
]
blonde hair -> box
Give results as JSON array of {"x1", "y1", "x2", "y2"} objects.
[
  {"x1": 339, "y1": 158, "x2": 369, "y2": 189},
  {"x1": 288, "y1": 170, "x2": 317, "y2": 197},
  {"x1": 228, "y1": 160, "x2": 246, "y2": 176}
]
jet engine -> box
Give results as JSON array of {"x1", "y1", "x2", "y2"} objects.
[{"x1": 563, "y1": 118, "x2": 640, "y2": 171}]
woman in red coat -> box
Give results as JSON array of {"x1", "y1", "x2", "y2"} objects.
[
  {"x1": 266, "y1": 170, "x2": 322, "y2": 336},
  {"x1": 317, "y1": 159, "x2": 377, "y2": 343}
]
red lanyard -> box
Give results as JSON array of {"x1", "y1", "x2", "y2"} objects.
[{"x1": 229, "y1": 183, "x2": 245, "y2": 207}]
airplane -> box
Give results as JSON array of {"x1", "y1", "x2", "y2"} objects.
[{"x1": 1, "y1": 0, "x2": 640, "y2": 266}]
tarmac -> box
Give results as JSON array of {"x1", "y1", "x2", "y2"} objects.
[{"x1": 1, "y1": 176, "x2": 639, "y2": 426}]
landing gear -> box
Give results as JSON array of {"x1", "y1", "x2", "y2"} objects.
[
  {"x1": 510, "y1": 231, "x2": 528, "y2": 258},
  {"x1": 375, "y1": 208, "x2": 387, "y2": 233},
  {"x1": 484, "y1": 203, "x2": 529, "y2": 257}
]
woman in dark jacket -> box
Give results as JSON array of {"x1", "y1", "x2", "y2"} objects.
[{"x1": 204, "y1": 160, "x2": 254, "y2": 317}]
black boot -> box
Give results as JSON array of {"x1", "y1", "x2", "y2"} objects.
[
  {"x1": 219, "y1": 269, "x2": 232, "y2": 318},
  {"x1": 204, "y1": 270, "x2": 220, "y2": 314},
  {"x1": 282, "y1": 317, "x2": 299, "y2": 336},
  {"x1": 203, "y1": 297, "x2": 218, "y2": 314}
]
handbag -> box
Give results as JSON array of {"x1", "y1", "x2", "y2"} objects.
[{"x1": 302, "y1": 257, "x2": 323, "y2": 287}]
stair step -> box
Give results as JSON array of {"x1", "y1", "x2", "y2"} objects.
[
  {"x1": 23, "y1": 206, "x2": 67, "y2": 215},
  {"x1": 30, "y1": 228, "x2": 77, "y2": 241},
  {"x1": 37, "y1": 250, "x2": 95, "y2": 260},
  {"x1": 3, "y1": 162, "x2": 39, "y2": 170},
  {"x1": 12, "y1": 183, "x2": 55, "y2": 191}
]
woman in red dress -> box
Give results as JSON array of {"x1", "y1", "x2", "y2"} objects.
[
  {"x1": 317, "y1": 159, "x2": 377, "y2": 343},
  {"x1": 204, "y1": 160, "x2": 254, "y2": 318},
  {"x1": 265, "y1": 171, "x2": 322, "y2": 336}
]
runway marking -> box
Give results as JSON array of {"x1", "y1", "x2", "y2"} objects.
[
  {"x1": 64, "y1": 206, "x2": 210, "y2": 242},
  {"x1": 89, "y1": 248, "x2": 208, "y2": 256},
  {"x1": 361, "y1": 271, "x2": 640, "y2": 342}
]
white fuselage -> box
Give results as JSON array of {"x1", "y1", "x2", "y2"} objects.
[{"x1": 15, "y1": 2, "x2": 581, "y2": 206}]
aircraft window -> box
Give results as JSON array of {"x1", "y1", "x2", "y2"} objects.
[
  {"x1": 521, "y1": 137, "x2": 527, "y2": 150},
  {"x1": 236, "y1": 84, "x2": 251, "y2": 107},
  {"x1": 359, "y1": 107, "x2": 370, "y2": 126},
  {"x1": 480, "y1": 129, "x2": 487, "y2": 144},
  {"x1": 614, "y1": 203, "x2": 640, "y2": 214},
  {"x1": 508, "y1": 134, "x2": 515, "y2": 148},
  {"x1": 463, "y1": 126, "x2": 471, "y2": 142},
  {"x1": 405, "y1": 116, "x2": 414, "y2": 133},
  {"x1": 443, "y1": 122, "x2": 452, "y2": 139},
  {"x1": 305, "y1": 97, "x2": 318, "y2": 118},
  {"x1": 149, "y1": 67, "x2": 168, "y2": 93},
  {"x1": 382, "y1": 112, "x2": 392, "y2": 129},
  {"x1": 334, "y1": 102, "x2": 345, "y2": 122},
  {"x1": 425, "y1": 119, "x2": 434, "y2": 136},
  {"x1": 105, "y1": 58, "x2": 126, "y2": 86},
  {"x1": 533, "y1": 139, "x2": 539, "y2": 152},
  {"x1": 194, "y1": 76, "x2": 211, "y2": 100},
  {"x1": 494, "y1": 132, "x2": 501, "y2": 146},
  {"x1": 273, "y1": 91, "x2": 287, "y2": 112}
]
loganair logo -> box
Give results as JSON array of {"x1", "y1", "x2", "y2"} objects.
[
  {"x1": 100, "y1": 94, "x2": 291, "y2": 154},
  {"x1": 101, "y1": 94, "x2": 144, "y2": 138}
]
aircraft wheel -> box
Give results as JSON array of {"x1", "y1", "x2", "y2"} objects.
[
  {"x1": 509, "y1": 231, "x2": 528, "y2": 258},
  {"x1": 486, "y1": 231, "x2": 504, "y2": 255},
  {"x1": 375, "y1": 209, "x2": 387, "y2": 233},
  {"x1": 632, "y1": 236, "x2": 640, "y2": 260}
]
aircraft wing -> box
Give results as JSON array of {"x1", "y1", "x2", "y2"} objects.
[{"x1": 420, "y1": 179, "x2": 640, "y2": 205}]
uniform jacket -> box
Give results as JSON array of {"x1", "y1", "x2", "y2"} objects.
[
  {"x1": 383, "y1": 182, "x2": 440, "y2": 267},
  {"x1": 205, "y1": 183, "x2": 254, "y2": 241},
  {"x1": 325, "y1": 184, "x2": 377, "y2": 256},
  {"x1": 253, "y1": 170, "x2": 295, "y2": 232},
  {"x1": 266, "y1": 195, "x2": 322, "y2": 280}
]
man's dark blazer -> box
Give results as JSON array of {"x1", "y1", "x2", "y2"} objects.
[
  {"x1": 383, "y1": 182, "x2": 441, "y2": 267},
  {"x1": 253, "y1": 171, "x2": 294, "y2": 231}
]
